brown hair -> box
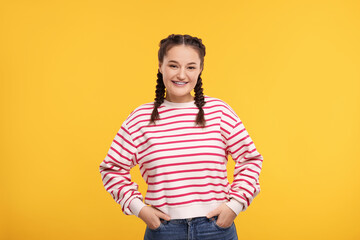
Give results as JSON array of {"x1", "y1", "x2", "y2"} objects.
[{"x1": 149, "y1": 34, "x2": 207, "y2": 127}]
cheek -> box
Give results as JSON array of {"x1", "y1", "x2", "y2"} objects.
[
  {"x1": 162, "y1": 71, "x2": 175, "y2": 82},
  {"x1": 162, "y1": 76, "x2": 175, "y2": 89},
  {"x1": 189, "y1": 78, "x2": 198, "y2": 88},
  {"x1": 161, "y1": 73, "x2": 171, "y2": 83},
  {"x1": 190, "y1": 74, "x2": 199, "y2": 83},
  {"x1": 190, "y1": 81, "x2": 197, "y2": 89}
]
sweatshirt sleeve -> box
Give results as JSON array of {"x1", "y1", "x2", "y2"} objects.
[
  {"x1": 99, "y1": 120, "x2": 147, "y2": 217},
  {"x1": 225, "y1": 117, "x2": 264, "y2": 215}
]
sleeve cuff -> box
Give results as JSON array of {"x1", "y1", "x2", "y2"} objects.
[
  {"x1": 225, "y1": 198, "x2": 244, "y2": 216},
  {"x1": 129, "y1": 198, "x2": 147, "y2": 217}
]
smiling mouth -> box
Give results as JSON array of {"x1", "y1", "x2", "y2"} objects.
[{"x1": 172, "y1": 81, "x2": 188, "y2": 85}]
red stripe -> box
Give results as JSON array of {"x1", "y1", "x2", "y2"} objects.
[
  {"x1": 229, "y1": 191, "x2": 250, "y2": 207},
  {"x1": 227, "y1": 121, "x2": 243, "y2": 140},
  {"x1": 143, "y1": 160, "x2": 224, "y2": 176},
  {"x1": 222, "y1": 112, "x2": 237, "y2": 123},
  {"x1": 145, "y1": 190, "x2": 228, "y2": 201},
  {"x1": 112, "y1": 140, "x2": 134, "y2": 156},
  {"x1": 138, "y1": 135, "x2": 225, "y2": 150},
  {"x1": 228, "y1": 141, "x2": 250, "y2": 156},
  {"x1": 116, "y1": 125, "x2": 136, "y2": 148},
  {"x1": 201, "y1": 100, "x2": 238, "y2": 119},
  {"x1": 131, "y1": 115, "x2": 221, "y2": 133},
  {"x1": 135, "y1": 117, "x2": 215, "y2": 130},
  {"x1": 102, "y1": 171, "x2": 131, "y2": 182},
  {"x1": 99, "y1": 161, "x2": 117, "y2": 174},
  {"x1": 232, "y1": 179, "x2": 256, "y2": 192},
  {"x1": 147, "y1": 168, "x2": 227, "y2": 178},
  {"x1": 235, "y1": 162, "x2": 262, "y2": 171},
  {"x1": 105, "y1": 179, "x2": 126, "y2": 191},
  {"x1": 147, "y1": 182, "x2": 230, "y2": 193},
  {"x1": 244, "y1": 193, "x2": 250, "y2": 206},
  {"x1": 228, "y1": 128, "x2": 246, "y2": 143},
  {"x1": 121, "y1": 188, "x2": 135, "y2": 204},
  {"x1": 150, "y1": 197, "x2": 228, "y2": 208},
  {"x1": 238, "y1": 168, "x2": 260, "y2": 176},
  {"x1": 220, "y1": 126, "x2": 230, "y2": 135},
  {"x1": 235, "y1": 173, "x2": 257, "y2": 182},
  {"x1": 203, "y1": 103, "x2": 238, "y2": 118},
  {"x1": 229, "y1": 191, "x2": 247, "y2": 202},
  {"x1": 139, "y1": 152, "x2": 226, "y2": 171},
  {"x1": 127, "y1": 105, "x2": 155, "y2": 120},
  {"x1": 132, "y1": 123, "x2": 223, "y2": 142},
  {"x1": 104, "y1": 158, "x2": 130, "y2": 169},
  {"x1": 228, "y1": 135, "x2": 249, "y2": 150},
  {"x1": 109, "y1": 147, "x2": 133, "y2": 163},
  {"x1": 116, "y1": 182, "x2": 138, "y2": 200},
  {"x1": 147, "y1": 175, "x2": 228, "y2": 185},
  {"x1": 136, "y1": 130, "x2": 221, "y2": 149},
  {"x1": 138, "y1": 143, "x2": 225, "y2": 162},
  {"x1": 242, "y1": 158, "x2": 263, "y2": 162},
  {"x1": 121, "y1": 191, "x2": 142, "y2": 212},
  {"x1": 126, "y1": 96, "x2": 232, "y2": 126},
  {"x1": 104, "y1": 175, "x2": 117, "y2": 187},
  {"x1": 219, "y1": 118, "x2": 235, "y2": 129},
  {"x1": 128, "y1": 110, "x2": 225, "y2": 130},
  {"x1": 129, "y1": 112, "x2": 158, "y2": 126},
  {"x1": 241, "y1": 186, "x2": 255, "y2": 196},
  {"x1": 232, "y1": 147, "x2": 258, "y2": 161},
  {"x1": 231, "y1": 186, "x2": 254, "y2": 197},
  {"x1": 244, "y1": 153, "x2": 262, "y2": 160}
]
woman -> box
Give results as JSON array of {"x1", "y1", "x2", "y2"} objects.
[{"x1": 99, "y1": 34, "x2": 264, "y2": 240}]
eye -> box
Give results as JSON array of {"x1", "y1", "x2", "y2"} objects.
[
  {"x1": 188, "y1": 66, "x2": 196, "y2": 69},
  {"x1": 169, "y1": 64, "x2": 177, "y2": 68}
]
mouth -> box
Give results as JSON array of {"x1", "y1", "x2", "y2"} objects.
[{"x1": 172, "y1": 81, "x2": 188, "y2": 86}]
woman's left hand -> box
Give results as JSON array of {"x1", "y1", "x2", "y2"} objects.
[{"x1": 206, "y1": 203, "x2": 237, "y2": 228}]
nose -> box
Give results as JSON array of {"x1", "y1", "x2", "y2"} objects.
[{"x1": 177, "y1": 67, "x2": 186, "y2": 80}]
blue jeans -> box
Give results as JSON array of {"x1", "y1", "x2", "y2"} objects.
[{"x1": 144, "y1": 215, "x2": 238, "y2": 240}]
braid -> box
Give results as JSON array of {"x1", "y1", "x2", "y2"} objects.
[
  {"x1": 194, "y1": 73, "x2": 206, "y2": 128},
  {"x1": 149, "y1": 70, "x2": 165, "y2": 125}
]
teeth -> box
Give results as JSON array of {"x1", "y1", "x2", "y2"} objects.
[{"x1": 173, "y1": 81, "x2": 187, "y2": 85}]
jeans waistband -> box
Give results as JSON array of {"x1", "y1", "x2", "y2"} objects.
[{"x1": 159, "y1": 215, "x2": 218, "y2": 225}]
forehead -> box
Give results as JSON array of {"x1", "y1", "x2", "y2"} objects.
[{"x1": 164, "y1": 45, "x2": 200, "y2": 64}]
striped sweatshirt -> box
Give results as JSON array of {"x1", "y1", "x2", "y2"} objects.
[{"x1": 99, "y1": 95, "x2": 263, "y2": 219}]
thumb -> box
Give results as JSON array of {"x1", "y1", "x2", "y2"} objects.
[
  {"x1": 155, "y1": 210, "x2": 171, "y2": 221},
  {"x1": 206, "y1": 207, "x2": 221, "y2": 218}
]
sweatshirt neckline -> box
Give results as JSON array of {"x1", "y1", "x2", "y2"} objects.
[{"x1": 163, "y1": 98, "x2": 196, "y2": 108}]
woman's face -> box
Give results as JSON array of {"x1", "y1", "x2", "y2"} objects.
[{"x1": 159, "y1": 44, "x2": 202, "y2": 103}]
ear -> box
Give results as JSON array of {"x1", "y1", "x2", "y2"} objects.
[{"x1": 158, "y1": 63, "x2": 162, "y2": 73}]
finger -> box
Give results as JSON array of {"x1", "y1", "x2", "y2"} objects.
[
  {"x1": 206, "y1": 207, "x2": 220, "y2": 218},
  {"x1": 154, "y1": 210, "x2": 171, "y2": 221},
  {"x1": 149, "y1": 218, "x2": 161, "y2": 230}
]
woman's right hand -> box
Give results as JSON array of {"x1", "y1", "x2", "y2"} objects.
[{"x1": 138, "y1": 205, "x2": 171, "y2": 230}]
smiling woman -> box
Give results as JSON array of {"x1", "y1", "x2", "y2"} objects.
[
  {"x1": 150, "y1": 34, "x2": 207, "y2": 128},
  {"x1": 99, "y1": 34, "x2": 264, "y2": 240}
]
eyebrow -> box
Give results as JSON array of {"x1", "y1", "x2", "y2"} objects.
[{"x1": 168, "y1": 60, "x2": 197, "y2": 65}]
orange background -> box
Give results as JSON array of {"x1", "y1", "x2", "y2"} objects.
[{"x1": 1, "y1": 0, "x2": 359, "y2": 239}]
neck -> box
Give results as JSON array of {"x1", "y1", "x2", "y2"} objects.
[{"x1": 165, "y1": 95, "x2": 194, "y2": 103}]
